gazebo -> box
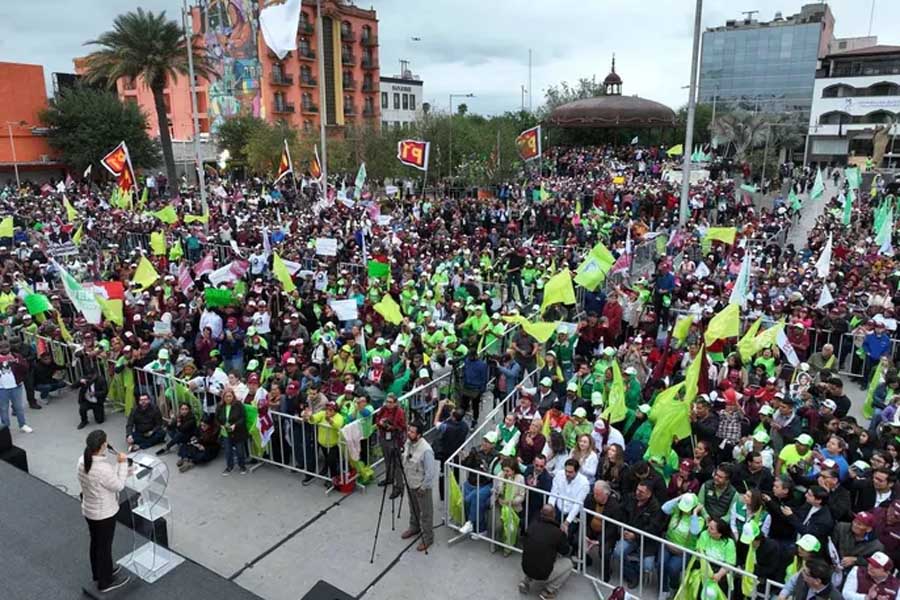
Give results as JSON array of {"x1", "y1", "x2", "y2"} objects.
[{"x1": 546, "y1": 58, "x2": 677, "y2": 129}]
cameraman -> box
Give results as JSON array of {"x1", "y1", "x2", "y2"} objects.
[{"x1": 375, "y1": 393, "x2": 407, "y2": 499}]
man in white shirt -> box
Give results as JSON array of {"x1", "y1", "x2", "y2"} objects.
[
  {"x1": 548, "y1": 458, "x2": 590, "y2": 532},
  {"x1": 199, "y1": 308, "x2": 223, "y2": 340}
]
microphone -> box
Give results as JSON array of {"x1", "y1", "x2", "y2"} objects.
[{"x1": 106, "y1": 443, "x2": 118, "y2": 455}]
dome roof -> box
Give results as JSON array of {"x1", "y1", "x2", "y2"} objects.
[
  {"x1": 546, "y1": 95, "x2": 677, "y2": 129},
  {"x1": 603, "y1": 71, "x2": 623, "y2": 86}
]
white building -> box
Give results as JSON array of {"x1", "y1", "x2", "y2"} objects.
[
  {"x1": 379, "y1": 61, "x2": 423, "y2": 129},
  {"x1": 807, "y1": 45, "x2": 900, "y2": 166}
]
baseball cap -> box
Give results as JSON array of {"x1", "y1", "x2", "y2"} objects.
[
  {"x1": 739, "y1": 521, "x2": 761, "y2": 544},
  {"x1": 591, "y1": 391, "x2": 604, "y2": 406},
  {"x1": 483, "y1": 431, "x2": 499, "y2": 444},
  {"x1": 624, "y1": 366, "x2": 637, "y2": 375},
  {"x1": 796, "y1": 433, "x2": 814, "y2": 447},
  {"x1": 158, "y1": 348, "x2": 170, "y2": 360},
  {"x1": 247, "y1": 373, "x2": 260, "y2": 384},
  {"x1": 603, "y1": 347, "x2": 616, "y2": 357},
  {"x1": 344, "y1": 383, "x2": 355, "y2": 392},
  {"x1": 286, "y1": 381, "x2": 300, "y2": 393},
  {"x1": 677, "y1": 493, "x2": 698, "y2": 512},
  {"x1": 867, "y1": 551, "x2": 893, "y2": 571},
  {"x1": 752, "y1": 430, "x2": 771, "y2": 444},
  {"x1": 573, "y1": 407, "x2": 587, "y2": 418},
  {"x1": 566, "y1": 382, "x2": 578, "y2": 392},
  {"x1": 821, "y1": 399, "x2": 837, "y2": 411},
  {"x1": 418, "y1": 368, "x2": 430, "y2": 378},
  {"x1": 540, "y1": 377, "x2": 553, "y2": 387},
  {"x1": 638, "y1": 403, "x2": 652, "y2": 415},
  {"x1": 759, "y1": 405, "x2": 775, "y2": 416},
  {"x1": 854, "y1": 511, "x2": 876, "y2": 529},
  {"x1": 796, "y1": 534, "x2": 821, "y2": 553}
]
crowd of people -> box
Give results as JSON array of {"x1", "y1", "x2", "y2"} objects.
[{"x1": 1, "y1": 143, "x2": 899, "y2": 599}]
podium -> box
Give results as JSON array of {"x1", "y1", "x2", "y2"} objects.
[{"x1": 117, "y1": 452, "x2": 183, "y2": 583}]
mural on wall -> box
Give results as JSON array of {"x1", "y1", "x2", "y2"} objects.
[{"x1": 201, "y1": 0, "x2": 263, "y2": 132}]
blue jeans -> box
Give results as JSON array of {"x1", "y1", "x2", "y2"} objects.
[
  {"x1": 662, "y1": 546, "x2": 689, "y2": 591},
  {"x1": 36, "y1": 380, "x2": 67, "y2": 400},
  {"x1": 613, "y1": 539, "x2": 657, "y2": 585},
  {"x1": 0, "y1": 385, "x2": 26, "y2": 428},
  {"x1": 132, "y1": 429, "x2": 165, "y2": 449},
  {"x1": 223, "y1": 436, "x2": 246, "y2": 469},
  {"x1": 463, "y1": 480, "x2": 492, "y2": 533}
]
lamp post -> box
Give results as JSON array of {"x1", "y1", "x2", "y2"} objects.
[
  {"x1": 182, "y1": 0, "x2": 208, "y2": 229},
  {"x1": 679, "y1": 0, "x2": 703, "y2": 226},
  {"x1": 448, "y1": 92, "x2": 474, "y2": 180},
  {"x1": 5, "y1": 120, "x2": 26, "y2": 189}
]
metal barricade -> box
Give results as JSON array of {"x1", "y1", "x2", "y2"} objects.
[{"x1": 338, "y1": 261, "x2": 366, "y2": 283}]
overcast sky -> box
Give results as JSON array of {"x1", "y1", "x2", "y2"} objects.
[{"x1": 2, "y1": 0, "x2": 898, "y2": 116}]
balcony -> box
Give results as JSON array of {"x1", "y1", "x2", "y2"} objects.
[
  {"x1": 271, "y1": 74, "x2": 294, "y2": 86},
  {"x1": 344, "y1": 104, "x2": 356, "y2": 116},
  {"x1": 343, "y1": 78, "x2": 356, "y2": 90},
  {"x1": 299, "y1": 22, "x2": 314, "y2": 35},
  {"x1": 298, "y1": 49, "x2": 316, "y2": 61},
  {"x1": 361, "y1": 59, "x2": 378, "y2": 70},
  {"x1": 361, "y1": 82, "x2": 376, "y2": 93},
  {"x1": 342, "y1": 53, "x2": 355, "y2": 65},
  {"x1": 341, "y1": 29, "x2": 355, "y2": 42},
  {"x1": 299, "y1": 76, "x2": 317, "y2": 88},
  {"x1": 273, "y1": 102, "x2": 295, "y2": 114},
  {"x1": 361, "y1": 35, "x2": 378, "y2": 47},
  {"x1": 301, "y1": 103, "x2": 319, "y2": 114}
]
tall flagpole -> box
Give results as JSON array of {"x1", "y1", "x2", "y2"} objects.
[
  {"x1": 183, "y1": 0, "x2": 208, "y2": 231},
  {"x1": 679, "y1": 0, "x2": 703, "y2": 226},
  {"x1": 285, "y1": 139, "x2": 299, "y2": 198},
  {"x1": 315, "y1": 0, "x2": 328, "y2": 202}
]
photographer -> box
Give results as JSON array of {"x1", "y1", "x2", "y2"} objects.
[
  {"x1": 77, "y1": 367, "x2": 108, "y2": 430},
  {"x1": 375, "y1": 393, "x2": 407, "y2": 499}
]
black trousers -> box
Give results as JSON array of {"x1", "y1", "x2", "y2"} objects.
[
  {"x1": 86, "y1": 515, "x2": 117, "y2": 587},
  {"x1": 79, "y1": 401, "x2": 105, "y2": 425}
]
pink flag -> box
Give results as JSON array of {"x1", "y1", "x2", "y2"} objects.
[
  {"x1": 193, "y1": 253, "x2": 214, "y2": 277},
  {"x1": 611, "y1": 252, "x2": 631, "y2": 275},
  {"x1": 229, "y1": 259, "x2": 249, "y2": 279},
  {"x1": 178, "y1": 264, "x2": 194, "y2": 292},
  {"x1": 40, "y1": 183, "x2": 53, "y2": 196},
  {"x1": 65, "y1": 173, "x2": 75, "y2": 188}
]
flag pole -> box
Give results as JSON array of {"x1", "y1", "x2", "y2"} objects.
[
  {"x1": 315, "y1": 0, "x2": 328, "y2": 203},
  {"x1": 285, "y1": 139, "x2": 299, "y2": 198},
  {"x1": 183, "y1": 0, "x2": 208, "y2": 232}
]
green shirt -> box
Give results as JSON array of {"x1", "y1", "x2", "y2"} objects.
[{"x1": 695, "y1": 530, "x2": 736, "y2": 566}]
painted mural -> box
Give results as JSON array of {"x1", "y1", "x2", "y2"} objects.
[{"x1": 201, "y1": 0, "x2": 263, "y2": 132}]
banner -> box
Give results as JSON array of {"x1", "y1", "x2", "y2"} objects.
[
  {"x1": 397, "y1": 139, "x2": 430, "y2": 171},
  {"x1": 515, "y1": 125, "x2": 542, "y2": 161},
  {"x1": 259, "y1": 0, "x2": 301, "y2": 60},
  {"x1": 353, "y1": 162, "x2": 367, "y2": 200},
  {"x1": 100, "y1": 141, "x2": 129, "y2": 176}
]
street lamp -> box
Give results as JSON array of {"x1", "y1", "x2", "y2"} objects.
[
  {"x1": 448, "y1": 92, "x2": 474, "y2": 180},
  {"x1": 679, "y1": 0, "x2": 703, "y2": 226},
  {"x1": 5, "y1": 120, "x2": 27, "y2": 189}
]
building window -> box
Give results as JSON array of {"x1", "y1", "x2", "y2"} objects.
[
  {"x1": 838, "y1": 41, "x2": 847, "y2": 49},
  {"x1": 303, "y1": 120, "x2": 312, "y2": 132},
  {"x1": 300, "y1": 38, "x2": 311, "y2": 54},
  {"x1": 302, "y1": 92, "x2": 312, "y2": 110},
  {"x1": 363, "y1": 74, "x2": 373, "y2": 89},
  {"x1": 364, "y1": 97, "x2": 374, "y2": 114},
  {"x1": 382, "y1": 121, "x2": 388, "y2": 129},
  {"x1": 393, "y1": 93, "x2": 400, "y2": 109},
  {"x1": 394, "y1": 121, "x2": 401, "y2": 128},
  {"x1": 409, "y1": 94, "x2": 416, "y2": 110},
  {"x1": 301, "y1": 65, "x2": 312, "y2": 82},
  {"x1": 362, "y1": 25, "x2": 372, "y2": 43},
  {"x1": 402, "y1": 94, "x2": 409, "y2": 110},
  {"x1": 381, "y1": 92, "x2": 388, "y2": 108}
]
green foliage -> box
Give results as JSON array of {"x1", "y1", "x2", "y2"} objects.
[
  {"x1": 40, "y1": 86, "x2": 160, "y2": 175},
  {"x1": 81, "y1": 8, "x2": 212, "y2": 187},
  {"x1": 538, "y1": 77, "x2": 605, "y2": 119},
  {"x1": 216, "y1": 115, "x2": 266, "y2": 168},
  {"x1": 674, "y1": 103, "x2": 714, "y2": 145},
  {"x1": 244, "y1": 120, "x2": 302, "y2": 177}
]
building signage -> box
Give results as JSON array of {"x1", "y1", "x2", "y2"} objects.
[{"x1": 843, "y1": 97, "x2": 900, "y2": 111}]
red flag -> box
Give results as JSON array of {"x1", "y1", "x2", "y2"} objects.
[
  {"x1": 101, "y1": 141, "x2": 129, "y2": 176},
  {"x1": 397, "y1": 139, "x2": 430, "y2": 171},
  {"x1": 274, "y1": 139, "x2": 292, "y2": 183},
  {"x1": 228, "y1": 259, "x2": 249, "y2": 279},
  {"x1": 93, "y1": 281, "x2": 125, "y2": 300},
  {"x1": 611, "y1": 253, "x2": 631, "y2": 275},
  {"x1": 310, "y1": 145, "x2": 322, "y2": 179},
  {"x1": 117, "y1": 165, "x2": 135, "y2": 193},
  {"x1": 193, "y1": 253, "x2": 214, "y2": 277},
  {"x1": 515, "y1": 125, "x2": 542, "y2": 161}
]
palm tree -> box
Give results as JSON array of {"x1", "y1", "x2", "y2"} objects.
[
  {"x1": 710, "y1": 111, "x2": 768, "y2": 162},
  {"x1": 82, "y1": 8, "x2": 210, "y2": 190}
]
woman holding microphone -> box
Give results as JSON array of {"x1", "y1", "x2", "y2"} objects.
[{"x1": 77, "y1": 430, "x2": 131, "y2": 593}]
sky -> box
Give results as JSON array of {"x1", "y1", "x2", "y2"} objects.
[{"x1": 1, "y1": 0, "x2": 898, "y2": 116}]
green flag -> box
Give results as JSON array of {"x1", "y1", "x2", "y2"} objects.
[
  {"x1": 204, "y1": 287, "x2": 236, "y2": 308},
  {"x1": 845, "y1": 166, "x2": 861, "y2": 191},
  {"x1": 647, "y1": 383, "x2": 690, "y2": 459},
  {"x1": 788, "y1": 189, "x2": 802, "y2": 212},
  {"x1": 272, "y1": 252, "x2": 297, "y2": 293},
  {"x1": 863, "y1": 361, "x2": 883, "y2": 420},
  {"x1": 601, "y1": 360, "x2": 627, "y2": 424},
  {"x1": 367, "y1": 260, "x2": 390, "y2": 280},
  {"x1": 353, "y1": 162, "x2": 367, "y2": 201},
  {"x1": 737, "y1": 317, "x2": 763, "y2": 361},
  {"x1": 374, "y1": 293, "x2": 403, "y2": 325},
  {"x1": 672, "y1": 314, "x2": 694, "y2": 347},
  {"x1": 574, "y1": 242, "x2": 616, "y2": 291},
  {"x1": 842, "y1": 188, "x2": 853, "y2": 227},
  {"x1": 151, "y1": 205, "x2": 179, "y2": 224},
  {"x1": 24, "y1": 293, "x2": 53, "y2": 316},
  {"x1": 810, "y1": 167, "x2": 825, "y2": 200},
  {"x1": 703, "y1": 303, "x2": 740, "y2": 345},
  {"x1": 540, "y1": 270, "x2": 576, "y2": 314}
]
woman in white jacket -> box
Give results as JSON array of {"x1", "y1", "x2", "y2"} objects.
[{"x1": 77, "y1": 430, "x2": 130, "y2": 593}]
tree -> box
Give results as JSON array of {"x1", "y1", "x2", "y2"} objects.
[
  {"x1": 710, "y1": 111, "x2": 768, "y2": 163},
  {"x1": 81, "y1": 8, "x2": 211, "y2": 191},
  {"x1": 40, "y1": 86, "x2": 160, "y2": 176},
  {"x1": 674, "y1": 103, "x2": 714, "y2": 146},
  {"x1": 216, "y1": 115, "x2": 266, "y2": 170},
  {"x1": 244, "y1": 121, "x2": 302, "y2": 177},
  {"x1": 538, "y1": 77, "x2": 604, "y2": 118},
  {"x1": 456, "y1": 103, "x2": 468, "y2": 116}
]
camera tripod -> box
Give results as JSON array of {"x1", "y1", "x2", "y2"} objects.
[{"x1": 369, "y1": 443, "x2": 428, "y2": 562}]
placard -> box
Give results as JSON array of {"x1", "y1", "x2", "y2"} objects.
[
  {"x1": 329, "y1": 299, "x2": 359, "y2": 322},
  {"x1": 315, "y1": 238, "x2": 338, "y2": 256}
]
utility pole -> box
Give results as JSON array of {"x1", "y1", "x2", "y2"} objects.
[
  {"x1": 521, "y1": 85, "x2": 526, "y2": 112},
  {"x1": 316, "y1": 0, "x2": 328, "y2": 201},
  {"x1": 182, "y1": 0, "x2": 208, "y2": 229},
  {"x1": 528, "y1": 48, "x2": 533, "y2": 113},
  {"x1": 680, "y1": 0, "x2": 703, "y2": 226}
]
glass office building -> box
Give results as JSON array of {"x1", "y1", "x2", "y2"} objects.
[{"x1": 699, "y1": 10, "x2": 830, "y2": 119}]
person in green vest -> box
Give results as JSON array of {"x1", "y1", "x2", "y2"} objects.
[
  {"x1": 400, "y1": 280, "x2": 418, "y2": 315},
  {"x1": 335, "y1": 382, "x2": 357, "y2": 417},
  {"x1": 481, "y1": 313, "x2": 506, "y2": 357},
  {"x1": 521, "y1": 259, "x2": 538, "y2": 292},
  {"x1": 623, "y1": 366, "x2": 642, "y2": 411},
  {"x1": 661, "y1": 492, "x2": 703, "y2": 593},
  {"x1": 694, "y1": 516, "x2": 737, "y2": 594},
  {"x1": 461, "y1": 304, "x2": 490, "y2": 340},
  {"x1": 570, "y1": 363, "x2": 595, "y2": 402},
  {"x1": 368, "y1": 338, "x2": 393, "y2": 363},
  {"x1": 562, "y1": 407, "x2": 592, "y2": 449},
  {"x1": 550, "y1": 328, "x2": 576, "y2": 381},
  {"x1": 624, "y1": 403, "x2": 653, "y2": 447},
  {"x1": 593, "y1": 347, "x2": 616, "y2": 380},
  {"x1": 753, "y1": 347, "x2": 777, "y2": 379}
]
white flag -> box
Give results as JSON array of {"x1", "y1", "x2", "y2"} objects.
[
  {"x1": 261, "y1": 227, "x2": 272, "y2": 258},
  {"x1": 877, "y1": 206, "x2": 894, "y2": 256},
  {"x1": 728, "y1": 251, "x2": 752, "y2": 308},
  {"x1": 53, "y1": 260, "x2": 102, "y2": 325},
  {"x1": 814, "y1": 234, "x2": 832, "y2": 279},
  {"x1": 776, "y1": 328, "x2": 800, "y2": 367},
  {"x1": 816, "y1": 286, "x2": 834, "y2": 309},
  {"x1": 694, "y1": 261, "x2": 710, "y2": 280},
  {"x1": 630, "y1": 136, "x2": 638, "y2": 145},
  {"x1": 259, "y1": 0, "x2": 301, "y2": 60},
  {"x1": 83, "y1": 164, "x2": 92, "y2": 179},
  {"x1": 354, "y1": 162, "x2": 367, "y2": 201}
]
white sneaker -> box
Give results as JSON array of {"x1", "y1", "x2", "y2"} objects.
[
  {"x1": 20, "y1": 425, "x2": 33, "y2": 433},
  {"x1": 459, "y1": 521, "x2": 473, "y2": 535}
]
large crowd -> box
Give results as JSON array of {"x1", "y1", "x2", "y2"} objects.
[{"x1": 2, "y1": 143, "x2": 899, "y2": 599}]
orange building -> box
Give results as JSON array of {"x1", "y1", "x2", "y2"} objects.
[
  {"x1": 0, "y1": 62, "x2": 63, "y2": 183},
  {"x1": 76, "y1": 0, "x2": 379, "y2": 142}
]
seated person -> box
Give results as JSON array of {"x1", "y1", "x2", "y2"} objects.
[
  {"x1": 177, "y1": 414, "x2": 221, "y2": 472},
  {"x1": 126, "y1": 394, "x2": 165, "y2": 451},
  {"x1": 157, "y1": 402, "x2": 198, "y2": 456}
]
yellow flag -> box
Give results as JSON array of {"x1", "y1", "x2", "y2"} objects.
[
  {"x1": 541, "y1": 269, "x2": 576, "y2": 314},
  {"x1": 63, "y1": 196, "x2": 78, "y2": 222},
  {"x1": 683, "y1": 346, "x2": 704, "y2": 404},
  {"x1": 95, "y1": 295, "x2": 124, "y2": 326},
  {"x1": 751, "y1": 319, "x2": 785, "y2": 356},
  {"x1": 150, "y1": 231, "x2": 167, "y2": 256},
  {"x1": 703, "y1": 303, "x2": 740, "y2": 345},
  {"x1": 272, "y1": 253, "x2": 297, "y2": 293},
  {"x1": 168, "y1": 239, "x2": 184, "y2": 261},
  {"x1": 151, "y1": 205, "x2": 179, "y2": 224},
  {"x1": 672, "y1": 314, "x2": 694, "y2": 346},
  {"x1": 132, "y1": 256, "x2": 160, "y2": 289},
  {"x1": 56, "y1": 312, "x2": 73, "y2": 342},
  {"x1": 374, "y1": 293, "x2": 403, "y2": 325},
  {"x1": 72, "y1": 224, "x2": 84, "y2": 245},
  {"x1": 736, "y1": 317, "x2": 763, "y2": 360},
  {"x1": 0, "y1": 216, "x2": 13, "y2": 238},
  {"x1": 184, "y1": 213, "x2": 209, "y2": 224},
  {"x1": 601, "y1": 360, "x2": 627, "y2": 424},
  {"x1": 705, "y1": 227, "x2": 737, "y2": 245},
  {"x1": 137, "y1": 187, "x2": 148, "y2": 211},
  {"x1": 647, "y1": 382, "x2": 690, "y2": 458}
]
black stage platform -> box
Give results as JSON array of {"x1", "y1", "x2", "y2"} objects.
[{"x1": 0, "y1": 460, "x2": 262, "y2": 600}]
